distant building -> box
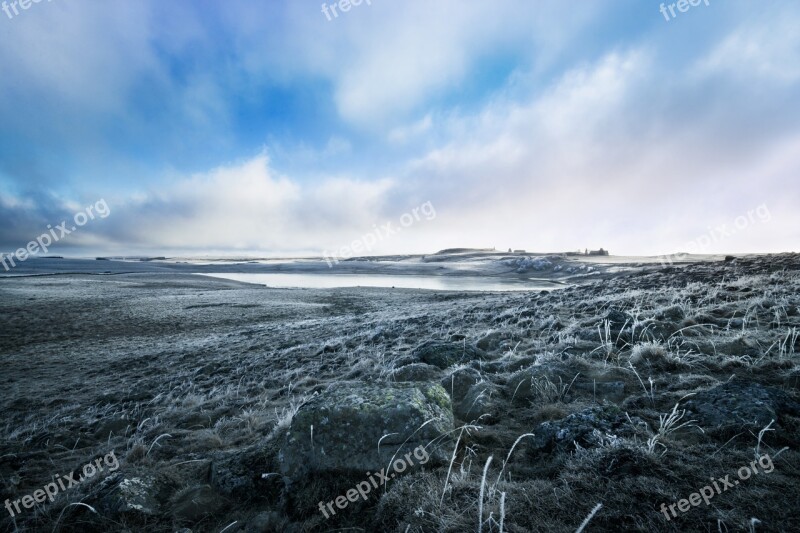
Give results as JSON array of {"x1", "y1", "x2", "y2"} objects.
[
  {"x1": 586, "y1": 248, "x2": 609, "y2": 256},
  {"x1": 513, "y1": 249, "x2": 526, "y2": 253}
]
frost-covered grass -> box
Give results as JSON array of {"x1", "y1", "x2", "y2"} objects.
[{"x1": 1, "y1": 255, "x2": 799, "y2": 531}]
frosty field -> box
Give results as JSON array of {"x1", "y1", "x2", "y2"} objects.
[{"x1": 1, "y1": 254, "x2": 799, "y2": 532}]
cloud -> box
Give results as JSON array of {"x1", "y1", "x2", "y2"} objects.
[
  {"x1": 0, "y1": 153, "x2": 402, "y2": 255},
  {"x1": 394, "y1": 40, "x2": 800, "y2": 255},
  {"x1": 388, "y1": 114, "x2": 433, "y2": 144},
  {"x1": 1, "y1": 1, "x2": 798, "y2": 257},
  {"x1": 219, "y1": 0, "x2": 604, "y2": 127},
  {"x1": 695, "y1": 9, "x2": 800, "y2": 84}
]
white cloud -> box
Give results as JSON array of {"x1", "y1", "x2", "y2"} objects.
[
  {"x1": 394, "y1": 43, "x2": 800, "y2": 255},
  {"x1": 695, "y1": 13, "x2": 800, "y2": 83},
  {"x1": 100, "y1": 154, "x2": 399, "y2": 253},
  {"x1": 388, "y1": 114, "x2": 433, "y2": 144}
]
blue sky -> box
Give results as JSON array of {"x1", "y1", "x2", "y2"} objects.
[{"x1": 0, "y1": 0, "x2": 798, "y2": 256}]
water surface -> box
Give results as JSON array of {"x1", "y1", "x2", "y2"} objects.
[{"x1": 200, "y1": 272, "x2": 561, "y2": 292}]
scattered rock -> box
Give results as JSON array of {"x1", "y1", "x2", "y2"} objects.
[
  {"x1": 440, "y1": 367, "x2": 483, "y2": 403},
  {"x1": 211, "y1": 446, "x2": 275, "y2": 499},
  {"x1": 454, "y1": 382, "x2": 502, "y2": 423},
  {"x1": 280, "y1": 382, "x2": 454, "y2": 476},
  {"x1": 392, "y1": 363, "x2": 442, "y2": 382},
  {"x1": 410, "y1": 340, "x2": 490, "y2": 369},
  {"x1": 104, "y1": 476, "x2": 160, "y2": 517},
  {"x1": 685, "y1": 380, "x2": 800, "y2": 434},
  {"x1": 529, "y1": 406, "x2": 633, "y2": 454}
]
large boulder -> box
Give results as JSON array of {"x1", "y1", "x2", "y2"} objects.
[
  {"x1": 279, "y1": 382, "x2": 454, "y2": 477},
  {"x1": 411, "y1": 340, "x2": 490, "y2": 369},
  {"x1": 684, "y1": 380, "x2": 800, "y2": 435}
]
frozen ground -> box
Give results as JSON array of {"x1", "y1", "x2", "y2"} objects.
[{"x1": 1, "y1": 253, "x2": 799, "y2": 532}]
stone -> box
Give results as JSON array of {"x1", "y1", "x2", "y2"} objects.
[
  {"x1": 411, "y1": 340, "x2": 490, "y2": 369},
  {"x1": 392, "y1": 363, "x2": 443, "y2": 382},
  {"x1": 104, "y1": 475, "x2": 159, "y2": 516},
  {"x1": 454, "y1": 382, "x2": 502, "y2": 424},
  {"x1": 684, "y1": 380, "x2": 800, "y2": 433},
  {"x1": 279, "y1": 382, "x2": 454, "y2": 477},
  {"x1": 529, "y1": 406, "x2": 633, "y2": 454},
  {"x1": 440, "y1": 367, "x2": 483, "y2": 404}
]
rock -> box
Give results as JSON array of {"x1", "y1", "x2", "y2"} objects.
[
  {"x1": 211, "y1": 446, "x2": 275, "y2": 499},
  {"x1": 104, "y1": 476, "x2": 159, "y2": 516},
  {"x1": 476, "y1": 331, "x2": 507, "y2": 351},
  {"x1": 605, "y1": 309, "x2": 633, "y2": 334},
  {"x1": 411, "y1": 340, "x2": 490, "y2": 369},
  {"x1": 279, "y1": 382, "x2": 454, "y2": 476},
  {"x1": 454, "y1": 382, "x2": 502, "y2": 423},
  {"x1": 392, "y1": 363, "x2": 442, "y2": 382},
  {"x1": 171, "y1": 485, "x2": 224, "y2": 522},
  {"x1": 685, "y1": 380, "x2": 800, "y2": 433},
  {"x1": 440, "y1": 367, "x2": 483, "y2": 404},
  {"x1": 529, "y1": 406, "x2": 633, "y2": 454}
]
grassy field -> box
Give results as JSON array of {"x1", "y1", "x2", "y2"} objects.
[{"x1": 1, "y1": 255, "x2": 799, "y2": 532}]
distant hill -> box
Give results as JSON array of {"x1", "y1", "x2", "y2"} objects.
[{"x1": 434, "y1": 248, "x2": 496, "y2": 255}]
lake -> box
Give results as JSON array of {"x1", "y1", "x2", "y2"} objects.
[{"x1": 199, "y1": 273, "x2": 562, "y2": 292}]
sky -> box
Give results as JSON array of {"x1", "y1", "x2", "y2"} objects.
[{"x1": 0, "y1": 0, "x2": 798, "y2": 258}]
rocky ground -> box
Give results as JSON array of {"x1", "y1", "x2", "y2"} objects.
[{"x1": 1, "y1": 254, "x2": 799, "y2": 532}]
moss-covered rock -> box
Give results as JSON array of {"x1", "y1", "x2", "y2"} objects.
[{"x1": 279, "y1": 382, "x2": 454, "y2": 477}]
